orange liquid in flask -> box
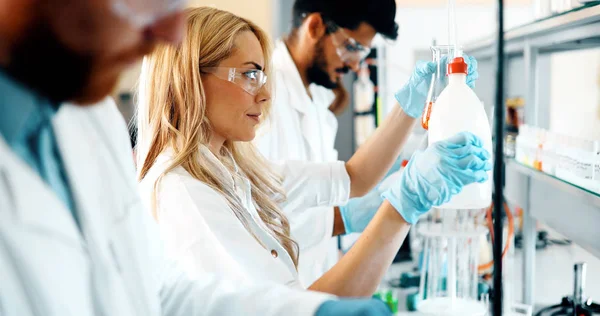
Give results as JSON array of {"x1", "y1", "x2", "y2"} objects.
[{"x1": 421, "y1": 101, "x2": 434, "y2": 130}]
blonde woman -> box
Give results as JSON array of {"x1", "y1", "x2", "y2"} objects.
[{"x1": 137, "y1": 7, "x2": 491, "y2": 297}]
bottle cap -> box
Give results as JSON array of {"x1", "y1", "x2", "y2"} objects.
[{"x1": 448, "y1": 57, "x2": 468, "y2": 74}]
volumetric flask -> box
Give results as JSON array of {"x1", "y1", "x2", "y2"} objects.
[{"x1": 421, "y1": 45, "x2": 461, "y2": 130}]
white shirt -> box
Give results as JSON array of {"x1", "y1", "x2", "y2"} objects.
[
  {"x1": 138, "y1": 145, "x2": 351, "y2": 290},
  {"x1": 0, "y1": 98, "x2": 333, "y2": 316},
  {"x1": 255, "y1": 39, "x2": 340, "y2": 286}
]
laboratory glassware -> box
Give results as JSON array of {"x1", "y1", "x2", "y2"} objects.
[
  {"x1": 417, "y1": 209, "x2": 489, "y2": 316},
  {"x1": 421, "y1": 45, "x2": 460, "y2": 130}
]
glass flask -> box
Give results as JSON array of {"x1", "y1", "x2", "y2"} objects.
[
  {"x1": 417, "y1": 209, "x2": 489, "y2": 316},
  {"x1": 421, "y1": 46, "x2": 460, "y2": 130}
]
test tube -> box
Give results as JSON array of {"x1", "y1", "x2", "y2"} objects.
[
  {"x1": 427, "y1": 237, "x2": 437, "y2": 300},
  {"x1": 419, "y1": 237, "x2": 429, "y2": 300},
  {"x1": 472, "y1": 236, "x2": 480, "y2": 299},
  {"x1": 447, "y1": 236, "x2": 457, "y2": 304},
  {"x1": 458, "y1": 237, "x2": 470, "y2": 299}
]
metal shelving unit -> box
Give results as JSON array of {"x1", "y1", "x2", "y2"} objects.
[
  {"x1": 465, "y1": 3, "x2": 600, "y2": 307},
  {"x1": 508, "y1": 160, "x2": 600, "y2": 210},
  {"x1": 506, "y1": 160, "x2": 600, "y2": 258},
  {"x1": 504, "y1": 159, "x2": 600, "y2": 304},
  {"x1": 467, "y1": 4, "x2": 600, "y2": 60}
]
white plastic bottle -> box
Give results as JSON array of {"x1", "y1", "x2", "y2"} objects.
[
  {"x1": 428, "y1": 57, "x2": 493, "y2": 209},
  {"x1": 353, "y1": 65, "x2": 374, "y2": 112},
  {"x1": 515, "y1": 132, "x2": 523, "y2": 164}
]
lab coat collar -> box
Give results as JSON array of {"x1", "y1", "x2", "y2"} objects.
[
  {"x1": 153, "y1": 144, "x2": 302, "y2": 282},
  {"x1": 197, "y1": 145, "x2": 301, "y2": 280},
  {"x1": 198, "y1": 145, "x2": 240, "y2": 188},
  {"x1": 273, "y1": 39, "x2": 311, "y2": 115},
  {"x1": 157, "y1": 145, "x2": 243, "y2": 191},
  {"x1": 0, "y1": 101, "x2": 131, "y2": 260},
  {"x1": 0, "y1": 69, "x2": 60, "y2": 146},
  {"x1": 273, "y1": 39, "x2": 325, "y2": 160},
  {"x1": 0, "y1": 102, "x2": 123, "y2": 238}
]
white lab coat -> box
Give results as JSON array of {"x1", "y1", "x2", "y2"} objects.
[
  {"x1": 0, "y1": 98, "x2": 332, "y2": 316},
  {"x1": 255, "y1": 39, "x2": 340, "y2": 286},
  {"x1": 138, "y1": 145, "x2": 351, "y2": 290}
]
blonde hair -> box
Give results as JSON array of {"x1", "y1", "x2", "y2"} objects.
[{"x1": 136, "y1": 7, "x2": 299, "y2": 268}]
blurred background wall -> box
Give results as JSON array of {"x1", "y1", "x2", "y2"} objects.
[{"x1": 113, "y1": 0, "x2": 600, "y2": 158}]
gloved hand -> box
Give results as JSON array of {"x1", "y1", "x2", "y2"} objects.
[
  {"x1": 381, "y1": 132, "x2": 492, "y2": 224},
  {"x1": 339, "y1": 189, "x2": 383, "y2": 234},
  {"x1": 315, "y1": 299, "x2": 391, "y2": 316},
  {"x1": 395, "y1": 55, "x2": 479, "y2": 118}
]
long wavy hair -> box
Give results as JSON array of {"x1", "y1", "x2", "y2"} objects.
[{"x1": 136, "y1": 7, "x2": 299, "y2": 268}]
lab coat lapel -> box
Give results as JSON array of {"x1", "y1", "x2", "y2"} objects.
[
  {"x1": 51, "y1": 104, "x2": 146, "y2": 315},
  {"x1": 0, "y1": 136, "x2": 83, "y2": 246},
  {"x1": 274, "y1": 40, "x2": 323, "y2": 161},
  {"x1": 199, "y1": 145, "x2": 300, "y2": 280},
  {"x1": 0, "y1": 136, "x2": 91, "y2": 315},
  {"x1": 236, "y1": 176, "x2": 300, "y2": 279},
  {"x1": 52, "y1": 104, "x2": 118, "y2": 241}
]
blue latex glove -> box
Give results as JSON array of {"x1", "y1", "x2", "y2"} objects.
[
  {"x1": 381, "y1": 132, "x2": 492, "y2": 224},
  {"x1": 395, "y1": 55, "x2": 479, "y2": 118},
  {"x1": 315, "y1": 299, "x2": 391, "y2": 316},
  {"x1": 339, "y1": 189, "x2": 383, "y2": 234}
]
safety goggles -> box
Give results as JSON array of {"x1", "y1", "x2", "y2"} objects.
[
  {"x1": 111, "y1": 0, "x2": 187, "y2": 27},
  {"x1": 200, "y1": 67, "x2": 268, "y2": 96},
  {"x1": 325, "y1": 21, "x2": 372, "y2": 64}
]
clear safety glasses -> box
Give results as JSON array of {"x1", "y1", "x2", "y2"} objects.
[
  {"x1": 326, "y1": 21, "x2": 372, "y2": 64},
  {"x1": 111, "y1": 0, "x2": 187, "y2": 27},
  {"x1": 200, "y1": 67, "x2": 268, "y2": 96}
]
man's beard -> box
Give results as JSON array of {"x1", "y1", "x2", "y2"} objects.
[
  {"x1": 5, "y1": 20, "x2": 94, "y2": 104},
  {"x1": 306, "y1": 38, "x2": 349, "y2": 90}
]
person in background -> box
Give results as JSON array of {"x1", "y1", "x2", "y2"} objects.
[
  {"x1": 137, "y1": 6, "x2": 491, "y2": 298},
  {"x1": 254, "y1": 0, "x2": 479, "y2": 285},
  {"x1": 0, "y1": 0, "x2": 395, "y2": 315}
]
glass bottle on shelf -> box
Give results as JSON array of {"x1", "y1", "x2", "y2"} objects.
[{"x1": 353, "y1": 63, "x2": 374, "y2": 113}]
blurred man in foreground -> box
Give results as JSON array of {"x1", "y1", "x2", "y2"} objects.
[{"x1": 0, "y1": 0, "x2": 391, "y2": 315}]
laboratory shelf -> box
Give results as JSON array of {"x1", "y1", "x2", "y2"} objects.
[
  {"x1": 508, "y1": 160, "x2": 600, "y2": 207},
  {"x1": 505, "y1": 160, "x2": 600, "y2": 259},
  {"x1": 465, "y1": 3, "x2": 600, "y2": 59},
  {"x1": 461, "y1": 2, "x2": 600, "y2": 307}
]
